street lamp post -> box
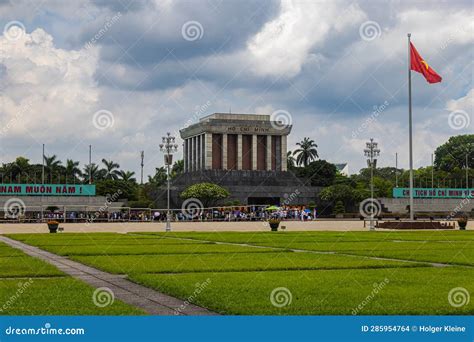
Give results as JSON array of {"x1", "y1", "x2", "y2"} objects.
[
  {"x1": 160, "y1": 132, "x2": 178, "y2": 232},
  {"x1": 466, "y1": 154, "x2": 468, "y2": 190},
  {"x1": 364, "y1": 138, "x2": 380, "y2": 231}
]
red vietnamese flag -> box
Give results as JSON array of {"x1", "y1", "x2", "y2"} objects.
[{"x1": 410, "y1": 42, "x2": 442, "y2": 83}]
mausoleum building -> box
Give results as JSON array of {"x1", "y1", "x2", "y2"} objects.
[
  {"x1": 180, "y1": 113, "x2": 290, "y2": 173},
  {"x1": 151, "y1": 113, "x2": 322, "y2": 207}
]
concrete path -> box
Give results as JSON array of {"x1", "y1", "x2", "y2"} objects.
[
  {"x1": 0, "y1": 220, "x2": 369, "y2": 234},
  {"x1": 0, "y1": 236, "x2": 217, "y2": 316},
  {"x1": 0, "y1": 219, "x2": 465, "y2": 234}
]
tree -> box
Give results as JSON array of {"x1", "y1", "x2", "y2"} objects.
[
  {"x1": 172, "y1": 160, "x2": 184, "y2": 177},
  {"x1": 95, "y1": 179, "x2": 138, "y2": 201},
  {"x1": 293, "y1": 137, "x2": 319, "y2": 167},
  {"x1": 333, "y1": 200, "x2": 345, "y2": 215},
  {"x1": 286, "y1": 151, "x2": 296, "y2": 169},
  {"x1": 434, "y1": 134, "x2": 473, "y2": 172},
  {"x1": 373, "y1": 177, "x2": 393, "y2": 198},
  {"x1": 11, "y1": 157, "x2": 30, "y2": 182},
  {"x1": 43, "y1": 155, "x2": 62, "y2": 183},
  {"x1": 65, "y1": 159, "x2": 81, "y2": 183},
  {"x1": 82, "y1": 163, "x2": 104, "y2": 183},
  {"x1": 148, "y1": 167, "x2": 167, "y2": 186},
  {"x1": 357, "y1": 167, "x2": 399, "y2": 184},
  {"x1": 294, "y1": 160, "x2": 337, "y2": 186},
  {"x1": 351, "y1": 167, "x2": 396, "y2": 198},
  {"x1": 102, "y1": 159, "x2": 120, "y2": 180},
  {"x1": 320, "y1": 184, "x2": 355, "y2": 204},
  {"x1": 180, "y1": 182, "x2": 230, "y2": 207},
  {"x1": 118, "y1": 170, "x2": 136, "y2": 182}
]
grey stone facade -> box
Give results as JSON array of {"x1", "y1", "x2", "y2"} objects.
[{"x1": 152, "y1": 170, "x2": 322, "y2": 208}]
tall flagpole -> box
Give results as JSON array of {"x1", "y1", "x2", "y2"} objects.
[
  {"x1": 42, "y1": 144, "x2": 45, "y2": 184},
  {"x1": 408, "y1": 33, "x2": 414, "y2": 220},
  {"x1": 89, "y1": 145, "x2": 92, "y2": 184}
]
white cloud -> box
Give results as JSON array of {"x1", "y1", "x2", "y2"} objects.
[
  {"x1": 446, "y1": 88, "x2": 474, "y2": 114},
  {"x1": 0, "y1": 27, "x2": 99, "y2": 141},
  {"x1": 247, "y1": 0, "x2": 365, "y2": 77}
]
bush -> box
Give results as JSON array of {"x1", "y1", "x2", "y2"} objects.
[
  {"x1": 457, "y1": 213, "x2": 468, "y2": 229},
  {"x1": 333, "y1": 201, "x2": 345, "y2": 215},
  {"x1": 180, "y1": 182, "x2": 230, "y2": 207}
]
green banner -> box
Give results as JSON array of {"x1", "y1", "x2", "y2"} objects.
[
  {"x1": 0, "y1": 184, "x2": 96, "y2": 196},
  {"x1": 393, "y1": 188, "x2": 474, "y2": 199}
]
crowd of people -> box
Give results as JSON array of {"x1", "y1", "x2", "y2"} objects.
[{"x1": 2, "y1": 205, "x2": 318, "y2": 223}]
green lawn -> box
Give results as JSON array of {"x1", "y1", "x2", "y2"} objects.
[
  {"x1": 72, "y1": 252, "x2": 424, "y2": 274},
  {"x1": 17, "y1": 243, "x2": 279, "y2": 256},
  {"x1": 0, "y1": 256, "x2": 63, "y2": 277},
  {"x1": 0, "y1": 278, "x2": 143, "y2": 315},
  {"x1": 0, "y1": 246, "x2": 25, "y2": 257},
  {"x1": 138, "y1": 231, "x2": 474, "y2": 266},
  {"x1": 131, "y1": 267, "x2": 474, "y2": 315},
  {"x1": 5, "y1": 230, "x2": 474, "y2": 315},
  {"x1": 0, "y1": 241, "x2": 143, "y2": 315}
]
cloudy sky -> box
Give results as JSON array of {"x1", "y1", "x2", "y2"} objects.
[{"x1": 0, "y1": 0, "x2": 472, "y2": 178}]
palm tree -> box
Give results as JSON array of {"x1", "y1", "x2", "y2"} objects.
[
  {"x1": 286, "y1": 151, "x2": 295, "y2": 169},
  {"x1": 44, "y1": 155, "x2": 62, "y2": 183},
  {"x1": 118, "y1": 170, "x2": 136, "y2": 182},
  {"x1": 65, "y1": 159, "x2": 81, "y2": 183},
  {"x1": 148, "y1": 167, "x2": 167, "y2": 186},
  {"x1": 12, "y1": 157, "x2": 30, "y2": 183},
  {"x1": 171, "y1": 159, "x2": 184, "y2": 177},
  {"x1": 82, "y1": 163, "x2": 103, "y2": 183},
  {"x1": 293, "y1": 138, "x2": 319, "y2": 167},
  {"x1": 101, "y1": 159, "x2": 120, "y2": 180}
]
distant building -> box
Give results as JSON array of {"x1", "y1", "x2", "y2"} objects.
[{"x1": 334, "y1": 163, "x2": 349, "y2": 176}]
